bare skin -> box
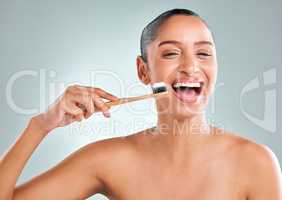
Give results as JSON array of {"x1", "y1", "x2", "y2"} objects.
[{"x1": 0, "y1": 15, "x2": 281, "y2": 200}]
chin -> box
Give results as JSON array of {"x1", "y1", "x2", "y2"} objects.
[
  {"x1": 172, "y1": 103, "x2": 207, "y2": 120},
  {"x1": 155, "y1": 93, "x2": 209, "y2": 120}
]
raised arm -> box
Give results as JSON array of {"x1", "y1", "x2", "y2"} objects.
[{"x1": 0, "y1": 85, "x2": 118, "y2": 200}]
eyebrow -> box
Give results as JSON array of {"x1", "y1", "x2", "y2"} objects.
[
  {"x1": 158, "y1": 40, "x2": 213, "y2": 47},
  {"x1": 195, "y1": 41, "x2": 214, "y2": 46},
  {"x1": 158, "y1": 40, "x2": 181, "y2": 47}
]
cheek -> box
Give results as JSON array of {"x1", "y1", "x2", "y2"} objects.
[
  {"x1": 147, "y1": 49, "x2": 179, "y2": 82},
  {"x1": 205, "y1": 65, "x2": 218, "y2": 94},
  {"x1": 151, "y1": 65, "x2": 176, "y2": 82}
]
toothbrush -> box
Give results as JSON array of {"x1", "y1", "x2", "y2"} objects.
[{"x1": 104, "y1": 82, "x2": 168, "y2": 108}]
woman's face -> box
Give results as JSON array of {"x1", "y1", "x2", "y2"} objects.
[{"x1": 137, "y1": 15, "x2": 218, "y2": 118}]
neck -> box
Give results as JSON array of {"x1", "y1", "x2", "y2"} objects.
[
  {"x1": 152, "y1": 112, "x2": 213, "y2": 163},
  {"x1": 156, "y1": 112, "x2": 211, "y2": 136}
]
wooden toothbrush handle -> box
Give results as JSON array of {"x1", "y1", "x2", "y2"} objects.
[
  {"x1": 78, "y1": 93, "x2": 157, "y2": 114},
  {"x1": 104, "y1": 93, "x2": 154, "y2": 107}
]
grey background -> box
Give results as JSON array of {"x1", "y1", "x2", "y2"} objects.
[{"x1": 0, "y1": 0, "x2": 281, "y2": 199}]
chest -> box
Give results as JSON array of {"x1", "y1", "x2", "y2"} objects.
[{"x1": 103, "y1": 161, "x2": 247, "y2": 200}]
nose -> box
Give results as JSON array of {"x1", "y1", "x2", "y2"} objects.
[{"x1": 177, "y1": 52, "x2": 199, "y2": 74}]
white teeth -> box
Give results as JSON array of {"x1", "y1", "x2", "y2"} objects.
[{"x1": 173, "y1": 82, "x2": 201, "y2": 88}]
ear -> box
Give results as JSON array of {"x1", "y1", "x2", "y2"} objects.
[{"x1": 136, "y1": 56, "x2": 151, "y2": 85}]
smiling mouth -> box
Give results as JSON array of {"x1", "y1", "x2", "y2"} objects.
[{"x1": 171, "y1": 81, "x2": 204, "y2": 103}]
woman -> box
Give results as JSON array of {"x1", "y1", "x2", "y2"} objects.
[{"x1": 0, "y1": 8, "x2": 281, "y2": 200}]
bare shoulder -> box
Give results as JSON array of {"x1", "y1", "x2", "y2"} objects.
[
  {"x1": 216, "y1": 128, "x2": 280, "y2": 166},
  {"x1": 86, "y1": 128, "x2": 150, "y2": 153},
  {"x1": 86, "y1": 128, "x2": 154, "y2": 154},
  {"x1": 215, "y1": 128, "x2": 281, "y2": 185},
  {"x1": 211, "y1": 128, "x2": 282, "y2": 198},
  {"x1": 84, "y1": 134, "x2": 138, "y2": 165},
  {"x1": 83, "y1": 131, "x2": 146, "y2": 172}
]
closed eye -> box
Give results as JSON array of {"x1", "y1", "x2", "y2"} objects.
[
  {"x1": 162, "y1": 52, "x2": 180, "y2": 59},
  {"x1": 197, "y1": 53, "x2": 211, "y2": 56},
  {"x1": 197, "y1": 52, "x2": 212, "y2": 59}
]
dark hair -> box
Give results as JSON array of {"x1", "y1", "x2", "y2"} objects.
[{"x1": 140, "y1": 8, "x2": 204, "y2": 63}]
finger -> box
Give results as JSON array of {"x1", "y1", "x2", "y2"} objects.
[
  {"x1": 81, "y1": 103, "x2": 95, "y2": 119},
  {"x1": 68, "y1": 88, "x2": 95, "y2": 118},
  {"x1": 91, "y1": 94, "x2": 111, "y2": 118},
  {"x1": 74, "y1": 96, "x2": 95, "y2": 119},
  {"x1": 74, "y1": 112, "x2": 84, "y2": 122},
  {"x1": 90, "y1": 87, "x2": 118, "y2": 101},
  {"x1": 61, "y1": 99, "x2": 84, "y2": 116},
  {"x1": 60, "y1": 113, "x2": 76, "y2": 126}
]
